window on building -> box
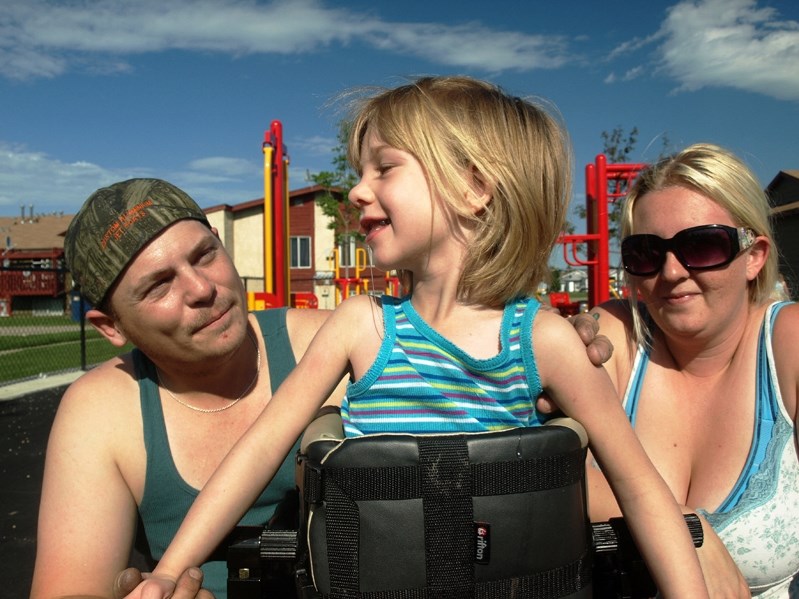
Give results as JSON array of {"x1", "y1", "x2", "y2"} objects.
[{"x1": 290, "y1": 236, "x2": 311, "y2": 268}]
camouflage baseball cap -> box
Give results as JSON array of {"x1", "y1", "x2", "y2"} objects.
[{"x1": 65, "y1": 178, "x2": 211, "y2": 307}]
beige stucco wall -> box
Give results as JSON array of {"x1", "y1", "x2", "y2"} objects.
[
  {"x1": 313, "y1": 203, "x2": 337, "y2": 310},
  {"x1": 233, "y1": 210, "x2": 265, "y2": 291}
]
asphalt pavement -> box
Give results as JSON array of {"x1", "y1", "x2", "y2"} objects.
[{"x1": 0, "y1": 382, "x2": 66, "y2": 598}]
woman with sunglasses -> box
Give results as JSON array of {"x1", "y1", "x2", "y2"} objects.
[{"x1": 584, "y1": 143, "x2": 799, "y2": 597}]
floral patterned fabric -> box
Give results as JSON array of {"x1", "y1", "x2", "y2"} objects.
[{"x1": 624, "y1": 302, "x2": 799, "y2": 597}]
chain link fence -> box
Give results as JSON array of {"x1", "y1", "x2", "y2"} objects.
[{"x1": 0, "y1": 266, "x2": 128, "y2": 387}]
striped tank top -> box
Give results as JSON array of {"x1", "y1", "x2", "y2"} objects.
[{"x1": 341, "y1": 295, "x2": 545, "y2": 436}]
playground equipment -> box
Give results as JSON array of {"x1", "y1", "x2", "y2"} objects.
[
  {"x1": 556, "y1": 154, "x2": 645, "y2": 310},
  {"x1": 261, "y1": 120, "x2": 290, "y2": 308},
  {"x1": 330, "y1": 247, "x2": 370, "y2": 303},
  {"x1": 248, "y1": 121, "x2": 317, "y2": 311},
  {"x1": 328, "y1": 247, "x2": 402, "y2": 305}
]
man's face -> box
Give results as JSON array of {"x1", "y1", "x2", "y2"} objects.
[{"x1": 107, "y1": 219, "x2": 249, "y2": 367}]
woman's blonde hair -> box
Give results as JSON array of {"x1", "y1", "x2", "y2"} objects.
[
  {"x1": 621, "y1": 143, "x2": 778, "y2": 344},
  {"x1": 346, "y1": 76, "x2": 572, "y2": 308}
]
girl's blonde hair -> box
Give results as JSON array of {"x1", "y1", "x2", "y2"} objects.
[
  {"x1": 621, "y1": 143, "x2": 778, "y2": 344},
  {"x1": 346, "y1": 76, "x2": 572, "y2": 308}
]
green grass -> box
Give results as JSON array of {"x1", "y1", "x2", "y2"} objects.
[
  {"x1": 0, "y1": 328, "x2": 104, "y2": 351},
  {"x1": 0, "y1": 314, "x2": 76, "y2": 327},
  {"x1": 1, "y1": 338, "x2": 131, "y2": 383},
  {"x1": 0, "y1": 315, "x2": 131, "y2": 384}
]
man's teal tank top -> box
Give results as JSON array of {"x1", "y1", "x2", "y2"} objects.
[{"x1": 135, "y1": 308, "x2": 299, "y2": 597}]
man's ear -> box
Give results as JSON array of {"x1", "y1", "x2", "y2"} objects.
[
  {"x1": 746, "y1": 236, "x2": 770, "y2": 282},
  {"x1": 86, "y1": 309, "x2": 129, "y2": 348}
]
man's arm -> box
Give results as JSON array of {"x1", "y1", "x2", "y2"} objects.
[{"x1": 30, "y1": 365, "x2": 143, "y2": 599}]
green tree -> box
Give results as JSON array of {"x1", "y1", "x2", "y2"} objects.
[
  {"x1": 601, "y1": 126, "x2": 639, "y2": 164},
  {"x1": 558, "y1": 126, "x2": 642, "y2": 290},
  {"x1": 602, "y1": 125, "x2": 638, "y2": 239},
  {"x1": 571, "y1": 126, "x2": 639, "y2": 236},
  {"x1": 549, "y1": 267, "x2": 562, "y2": 294},
  {"x1": 307, "y1": 120, "x2": 362, "y2": 246}
]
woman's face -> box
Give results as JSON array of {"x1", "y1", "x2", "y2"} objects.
[{"x1": 629, "y1": 185, "x2": 757, "y2": 340}]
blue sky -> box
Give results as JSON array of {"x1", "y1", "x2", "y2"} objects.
[{"x1": 1, "y1": 0, "x2": 797, "y2": 224}]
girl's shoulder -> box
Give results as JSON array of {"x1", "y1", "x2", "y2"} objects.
[{"x1": 326, "y1": 293, "x2": 387, "y2": 336}]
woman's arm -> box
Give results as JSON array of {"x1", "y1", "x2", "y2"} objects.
[{"x1": 772, "y1": 302, "x2": 799, "y2": 432}]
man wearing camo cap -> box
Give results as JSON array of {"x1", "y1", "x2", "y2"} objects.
[{"x1": 31, "y1": 178, "x2": 342, "y2": 599}]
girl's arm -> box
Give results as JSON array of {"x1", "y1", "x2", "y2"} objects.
[
  {"x1": 127, "y1": 299, "x2": 367, "y2": 599},
  {"x1": 532, "y1": 311, "x2": 708, "y2": 599}
]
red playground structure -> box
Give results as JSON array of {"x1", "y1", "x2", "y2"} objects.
[{"x1": 556, "y1": 154, "x2": 645, "y2": 311}]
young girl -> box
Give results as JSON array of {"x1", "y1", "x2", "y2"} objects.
[{"x1": 129, "y1": 76, "x2": 708, "y2": 598}]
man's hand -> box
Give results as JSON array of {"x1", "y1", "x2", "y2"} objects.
[
  {"x1": 570, "y1": 312, "x2": 613, "y2": 367},
  {"x1": 537, "y1": 311, "x2": 613, "y2": 414},
  {"x1": 113, "y1": 567, "x2": 214, "y2": 599}
]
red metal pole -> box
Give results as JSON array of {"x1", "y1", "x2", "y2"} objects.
[
  {"x1": 595, "y1": 154, "x2": 610, "y2": 307},
  {"x1": 584, "y1": 162, "x2": 597, "y2": 307},
  {"x1": 262, "y1": 120, "x2": 290, "y2": 307}
]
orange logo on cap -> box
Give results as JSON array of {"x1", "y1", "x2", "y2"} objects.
[{"x1": 100, "y1": 198, "x2": 155, "y2": 249}]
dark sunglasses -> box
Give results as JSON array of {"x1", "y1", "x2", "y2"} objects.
[{"x1": 621, "y1": 224, "x2": 757, "y2": 277}]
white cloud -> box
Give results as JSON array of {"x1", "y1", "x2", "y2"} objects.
[
  {"x1": 291, "y1": 135, "x2": 338, "y2": 158},
  {"x1": 187, "y1": 157, "x2": 257, "y2": 177},
  {"x1": 604, "y1": 0, "x2": 799, "y2": 102},
  {"x1": 0, "y1": 143, "x2": 121, "y2": 213},
  {"x1": 658, "y1": 0, "x2": 799, "y2": 101},
  {"x1": 607, "y1": 32, "x2": 662, "y2": 62},
  {"x1": 0, "y1": 142, "x2": 269, "y2": 214},
  {"x1": 364, "y1": 22, "x2": 570, "y2": 71},
  {"x1": 0, "y1": 0, "x2": 574, "y2": 80},
  {"x1": 622, "y1": 66, "x2": 645, "y2": 81}
]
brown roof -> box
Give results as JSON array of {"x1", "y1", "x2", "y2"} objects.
[
  {"x1": 204, "y1": 185, "x2": 344, "y2": 215},
  {"x1": 0, "y1": 214, "x2": 73, "y2": 251},
  {"x1": 1, "y1": 184, "x2": 343, "y2": 250}
]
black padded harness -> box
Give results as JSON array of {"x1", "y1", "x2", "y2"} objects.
[{"x1": 298, "y1": 425, "x2": 592, "y2": 599}]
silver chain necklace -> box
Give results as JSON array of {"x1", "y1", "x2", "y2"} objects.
[{"x1": 156, "y1": 331, "x2": 261, "y2": 414}]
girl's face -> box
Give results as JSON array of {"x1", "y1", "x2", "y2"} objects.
[
  {"x1": 349, "y1": 127, "x2": 465, "y2": 275},
  {"x1": 629, "y1": 185, "x2": 760, "y2": 340}
]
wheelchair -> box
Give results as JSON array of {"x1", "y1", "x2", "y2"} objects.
[{"x1": 227, "y1": 409, "x2": 702, "y2": 599}]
